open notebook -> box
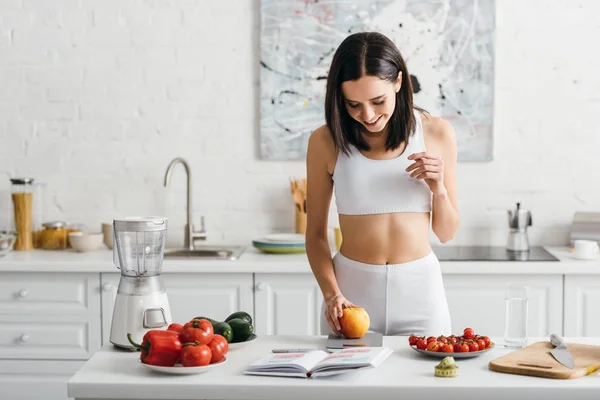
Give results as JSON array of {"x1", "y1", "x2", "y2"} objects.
[{"x1": 244, "y1": 347, "x2": 393, "y2": 378}]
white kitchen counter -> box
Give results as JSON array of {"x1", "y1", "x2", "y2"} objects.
[
  {"x1": 68, "y1": 335, "x2": 600, "y2": 400},
  {"x1": 0, "y1": 245, "x2": 598, "y2": 274}
]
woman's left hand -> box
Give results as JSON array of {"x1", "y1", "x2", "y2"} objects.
[{"x1": 406, "y1": 152, "x2": 447, "y2": 195}]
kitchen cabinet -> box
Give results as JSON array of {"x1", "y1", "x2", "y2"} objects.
[
  {"x1": 253, "y1": 273, "x2": 322, "y2": 335},
  {"x1": 0, "y1": 272, "x2": 101, "y2": 400},
  {"x1": 443, "y1": 274, "x2": 563, "y2": 338},
  {"x1": 100, "y1": 273, "x2": 254, "y2": 346},
  {"x1": 564, "y1": 275, "x2": 600, "y2": 337}
]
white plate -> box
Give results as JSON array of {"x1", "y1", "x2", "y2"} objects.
[
  {"x1": 262, "y1": 233, "x2": 305, "y2": 244},
  {"x1": 138, "y1": 356, "x2": 227, "y2": 375},
  {"x1": 410, "y1": 343, "x2": 495, "y2": 359},
  {"x1": 228, "y1": 334, "x2": 257, "y2": 350}
]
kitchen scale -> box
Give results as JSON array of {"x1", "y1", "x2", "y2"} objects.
[
  {"x1": 109, "y1": 217, "x2": 173, "y2": 349},
  {"x1": 326, "y1": 332, "x2": 383, "y2": 350}
]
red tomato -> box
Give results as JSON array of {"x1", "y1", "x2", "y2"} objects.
[
  {"x1": 427, "y1": 341, "x2": 441, "y2": 352},
  {"x1": 454, "y1": 343, "x2": 469, "y2": 353},
  {"x1": 477, "y1": 339, "x2": 486, "y2": 350},
  {"x1": 447, "y1": 336, "x2": 457, "y2": 345},
  {"x1": 181, "y1": 319, "x2": 214, "y2": 345},
  {"x1": 408, "y1": 335, "x2": 419, "y2": 346},
  {"x1": 180, "y1": 343, "x2": 212, "y2": 367},
  {"x1": 467, "y1": 341, "x2": 480, "y2": 352},
  {"x1": 416, "y1": 339, "x2": 428, "y2": 350},
  {"x1": 463, "y1": 328, "x2": 475, "y2": 340},
  {"x1": 167, "y1": 323, "x2": 183, "y2": 334},
  {"x1": 437, "y1": 335, "x2": 448, "y2": 344},
  {"x1": 207, "y1": 335, "x2": 228, "y2": 363},
  {"x1": 441, "y1": 344, "x2": 454, "y2": 353},
  {"x1": 426, "y1": 336, "x2": 437, "y2": 343},
  {"x1": 482, "y1": 336, "x2": 491, "y2": 348}
]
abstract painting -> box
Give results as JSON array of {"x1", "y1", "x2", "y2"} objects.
[{"x1": 259, "y1": 0, "x2": 495, "y2": 161}]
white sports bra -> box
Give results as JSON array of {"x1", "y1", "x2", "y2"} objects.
[{"x1": 332, "y1": 110, "x2": 432, "y2": 215}]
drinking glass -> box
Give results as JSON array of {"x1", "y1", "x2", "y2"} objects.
[{"x1": 504, "y1": 284, "x2": 529, "y2": 348}]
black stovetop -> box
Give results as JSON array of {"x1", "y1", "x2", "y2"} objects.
[{"x1": 431, "y1": 246, "x2": 559, "y2": 262}]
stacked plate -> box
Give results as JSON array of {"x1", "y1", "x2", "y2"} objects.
[{"x1": 252, "y1": 233, "x2": 306, "y2": 254}]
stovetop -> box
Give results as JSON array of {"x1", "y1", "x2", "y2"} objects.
[{"x1": 431, "y1": 246, "x2": 560, "y2": 262}]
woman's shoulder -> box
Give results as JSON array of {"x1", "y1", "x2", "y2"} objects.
[
  {"x1": 418, "y1": 112, "x2": 456, "y2": 145},
  {"x1": 308, "y1": 124, "x2": 337, "y2": 156}
]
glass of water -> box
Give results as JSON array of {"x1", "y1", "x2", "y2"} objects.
[{"x1": 504, "y1": 284, "x2": 530, "y2": 348}]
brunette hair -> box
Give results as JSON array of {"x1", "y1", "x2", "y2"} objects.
[{"x1": 325, "y1": 31, "x2": 422, "y2": 155}]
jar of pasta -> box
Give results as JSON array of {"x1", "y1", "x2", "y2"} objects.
[
  {"x1": 10, "y1": 178, "x2": 34, "y2": 251},
  {"x1": 39, "y1": 221, "x2": 68, "y2": 250}
]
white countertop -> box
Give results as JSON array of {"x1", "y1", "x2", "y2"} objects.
[
  {"x1": 0, "y1": 246, "x2": 599, "y2": 274},
  {"x1": 68, "y1": 335, "x2": 600, "y2": 400}
]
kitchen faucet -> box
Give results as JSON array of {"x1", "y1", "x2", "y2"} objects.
[{"x1": 163, "y1": 157, "x2": 206, "y2": 250}]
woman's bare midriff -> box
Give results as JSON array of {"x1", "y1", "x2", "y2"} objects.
[{"x1": 338, "y1": 212, "x2": 432, "y2": 265}]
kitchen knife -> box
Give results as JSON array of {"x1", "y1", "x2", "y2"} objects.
[{"x1": 550, "y1": 333, "x2": 575, "y2": 369}]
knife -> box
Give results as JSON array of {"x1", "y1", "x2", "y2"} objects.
[{"x1": 550, "y1": 333, "x2": 575, "y2": 369}]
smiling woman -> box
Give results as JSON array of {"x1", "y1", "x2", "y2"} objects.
[{"x1": 305, "y1": 31, "x2": 460, "y2": 339}]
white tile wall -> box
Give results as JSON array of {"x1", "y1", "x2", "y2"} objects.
[{"x1": 0, "y1": 0, "x2": 598, "y2": 248}]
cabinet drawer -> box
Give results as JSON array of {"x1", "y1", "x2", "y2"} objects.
[
  {"x1": 0, "y1": 314, "x2": 101, "y2": 360},
  {"x1": 0, "y1": 272, "x2": 100, "y2": 315}
]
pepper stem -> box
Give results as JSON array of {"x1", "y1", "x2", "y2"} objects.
[{"x1": 127, "y1": 333, "x2": 148, "y2": 352}]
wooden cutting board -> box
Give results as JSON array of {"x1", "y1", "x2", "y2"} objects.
[{"x1": 488, "y1": 341, "x2": 600, "y2": 379}]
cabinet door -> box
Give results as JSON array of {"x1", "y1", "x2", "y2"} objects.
[
  {"x1": 564, "y1": 275, "x2": 600, "y2": 337},
  {"x1": 100, "y1": 273, "x2": 254, "y2": 344},
  {"x1": 254, "y1": 273, "x2": 322, "y2": 335},
  {"x1": 443, "y1": 274, "x2": 563, "y2": 337},
  {"x1": 162, "y1": 273, "x2": 254, "y2": 323}
]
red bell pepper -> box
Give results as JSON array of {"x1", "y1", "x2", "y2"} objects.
[
  {"x1": 127, "y1": 330, "x2": 182, "y2": 367},
  {"x1": 181, "y1": 319, "x2": 214, "y2": 345}
]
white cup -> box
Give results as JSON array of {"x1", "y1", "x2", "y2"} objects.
[{"x1": 573, "y1": 240, "x2": 599, "y2": 260}]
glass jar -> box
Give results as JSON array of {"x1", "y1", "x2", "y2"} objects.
[
  {"x1": 10, "y1": 178, "x2": 34, "y2": 251},
  {"x1": 32, "y1": 183, "x2": 46, "y2": 248},
  {"x1": 39, "y1": 221, "x2": 68, "y2": 250}
]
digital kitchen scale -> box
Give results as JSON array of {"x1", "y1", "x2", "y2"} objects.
[
  {"x1": 326, "y1": 332, "x2": 383, "y2": 350},
  {"x1": 432, "y1": 246, "x2": 559, "y2": 262}
]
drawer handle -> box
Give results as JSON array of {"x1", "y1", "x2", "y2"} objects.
[
  {"x1": 18, "y1": 289, "x2": 28, "y2": 299},
  {"x1": 256, "y1": 282, "x2": 267, "y2": 291},
  {"x1": 102, "y1": 283, "x2": 113, "y2": 292},
  {"x1": 19, "y1": 334, "x2": 30, "y2": 343}
]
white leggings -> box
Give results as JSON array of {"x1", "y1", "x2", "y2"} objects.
[{"x1": 320, "y1": 251, "x2": 452, "y2": 336}]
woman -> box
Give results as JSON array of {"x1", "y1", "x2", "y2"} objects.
[{"x1": 305, "y1": 32, "x2": 460, "y2": 337}]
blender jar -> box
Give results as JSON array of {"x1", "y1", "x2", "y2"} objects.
[
  {"x1": 10, "y1": 178, "x2": 34, "y2": 251},
  {"x1": 113, "y1": 217, "x2": 167, "y2": 277}
]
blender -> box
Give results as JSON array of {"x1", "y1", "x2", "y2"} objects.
[{"x1": 109, "y1": 217, "x2": 173, "y2": 349}]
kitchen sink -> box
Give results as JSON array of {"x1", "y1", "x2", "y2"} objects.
[{"x1": 164, "y1": 245, "x2": 246, "y2": 260}]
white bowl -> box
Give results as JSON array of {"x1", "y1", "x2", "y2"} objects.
[{"x1": 69, "y1": 232, "x2": 105, "y2": 252}]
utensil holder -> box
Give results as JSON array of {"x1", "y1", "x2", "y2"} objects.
[{"x1": 295, "y1": 208, "x2": 307, "y2": 234}]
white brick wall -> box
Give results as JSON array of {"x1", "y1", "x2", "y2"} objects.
[{"x1": 0, "y1": 0, "x2": 599, "y2": 249}]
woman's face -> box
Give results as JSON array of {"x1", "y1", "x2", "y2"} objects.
[{"x1": 341, "y1": 73, "x2": 402, "y2": 134}]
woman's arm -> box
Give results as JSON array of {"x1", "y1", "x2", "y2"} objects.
[
  {"x1": 407, "y1": 118, "x2": 460, "y2": 243},
  {"x1": 305, "y1": 127, "x2": 341, "y2": 302},
  {"x1": 429, "y1": 120, "x2": 460, "y2": 242}
]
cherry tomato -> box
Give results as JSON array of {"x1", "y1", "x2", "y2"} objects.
[
  {"x1": 181, "y1": 319, "x2": 214, "y2": 345},
  {"x1": 427, "y1": 341, "x2": 441, "y2": 352},
  {"x1": 463, "y1": 328, "x2": 475, "y2": 340},
  {"x1": 416, "y1": 339, "x2": 428, "y2": 350},
  {"x1": 447, "y1": 336, "x2": 457, "y2": 345},
  {"x1": 437, "y1": 335, "x2": 448, "y2": 344},
  {"x1": 482, "y1": 336, "x2": 491, "y2": 348},
  {"x1": 477, "y1": 339, "x2": 486, "y2": 350},
  {"x1": 207, "y1": 334, "x2": 228, "y2": 363},
  {"x1": 180, "y1": 343, "x2": 211, "y2": 367},
  {"x1": 467, "y1": 341, "x2": 480, "y2": 352},
  {"x1": 441, "y1": 343, "x2": 454, "y2": 353},
  {"x1": 408, "y1": 335, "x2": 419, "y2": 346},
  {"x1": 426, "y1": 336, "x2": 437, "y2": 343},
  {"x1": 454, "y1": 343, "x2": 469, "y2": 353}
]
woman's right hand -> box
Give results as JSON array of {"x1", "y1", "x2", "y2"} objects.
[{"x1": 324, "y1": 293, "x2": 359, "y2": 335}]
